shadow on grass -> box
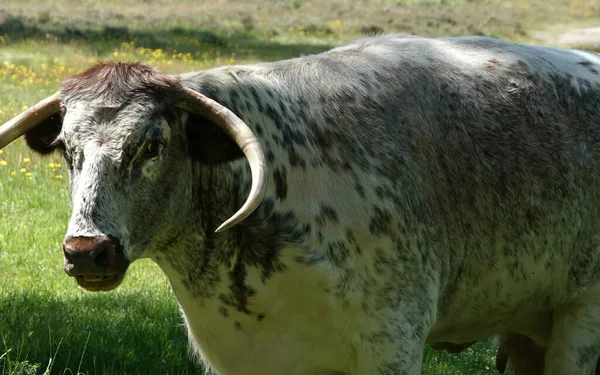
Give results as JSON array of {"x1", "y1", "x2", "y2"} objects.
[
  {"x1": 0, "y1": 16, "x2": 335, "y2": 64},
  {"x1": 0, "y1": 290, "x2": 504, "y2": 375},
  {"x1": 0, "y1": 291, "x2": 200, "y2": 375}
]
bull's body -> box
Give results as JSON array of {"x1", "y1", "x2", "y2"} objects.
[{"x1": 6, "y1": 35, "x2": 600, "y2": 374}]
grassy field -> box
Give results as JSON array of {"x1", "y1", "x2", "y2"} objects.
[{"x1": 0, "y1": 0, "x2": 599, "y2": 374}]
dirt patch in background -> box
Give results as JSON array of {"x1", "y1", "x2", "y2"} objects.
[
  {"x1": 558, "y1": 27, "x2": 600, "y2": 50},
  {"x1": 530, "y1": 22, "x2": 600, "y2": 52}
]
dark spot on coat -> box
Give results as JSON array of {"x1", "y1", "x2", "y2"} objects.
[
  {"x1": 578, "y1": 59, "x2": 599, "y2": 75},
  {"x1": 369, "y1": 206, "x2": 393, "y2": 235},
  {"x1": 355, "y1": 183, "x2": 365, "y2": 198},
  {"x1": 273, "y1": 167, "x2": 288, "y2": 200},
  {"x1": 303, "y1": 223, "x2": 312, "y2": 235},
  {"x1": 219, "y1": 306, "x2": 230, "y2": 318},
  {"x1": 265, "y1": 104, "x2": 284, "y2": 128},
  {"x1": 247, "y1": 86, "x2": 264, "y2": 112},
  {"x1": 228, "y1": 89, "x2": 240, "y2": 108},
  {"x1": 327, "y1": 241, "x2": 350, "y2": 267},
  {"x1": 219, "y1": 256, "x2": 257, "y2": 315},
  {"x1": 288, "y1": 149, "x2": 307, "y2": 168},
  {"x1": 576, "y1": 344, "x2": 599, "y2": 369},
  {"x1": 317, "y1": 229, "x2": 324, "y2": 243},
  {"x1": 321, "y1": 204, "x2": 339, "y2": 223},
  {"x1": 346, "y1": 229, "x2": 363, "y2": 255}
]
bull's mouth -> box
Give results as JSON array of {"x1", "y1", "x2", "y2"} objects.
[
  {"x1": 62, "y1": 236, "x2": 130, "y2": 292},
  {"x1": 74, "y1": 272, "x2": 126, "y2": 291}
]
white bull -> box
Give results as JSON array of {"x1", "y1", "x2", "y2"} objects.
[{"x1": 1, "y1": 35, "x2": 600, "y2": 374}]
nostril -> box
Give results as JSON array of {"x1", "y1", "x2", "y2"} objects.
[
  {"x1": 63, "y1": 244, "x2": 74, "y2": 263},
  {"x1": 94, "y1": 247, "x2": 108, "y2": 268},
  {"x1": 62, "y1": 236, "x2": 108, "y2": 274}
]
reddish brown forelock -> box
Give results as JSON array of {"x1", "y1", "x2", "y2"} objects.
[{"x1": 61, "y1": 61, "x2": 182, "y2": 107}]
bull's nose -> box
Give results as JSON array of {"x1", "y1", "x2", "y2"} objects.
[{"x1": 62, "y1": 235, "x2": 118, "y2": 276}]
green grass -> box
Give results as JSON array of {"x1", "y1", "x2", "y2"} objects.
[
  {"x1": 0, "y1": 148, "x2": 196, "y2": 374},
  {"x1": 0, "y1": 0, "x2": 598, "y2": 373}
]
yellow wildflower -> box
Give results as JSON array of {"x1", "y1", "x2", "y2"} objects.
[
  {"x1": 20, "y1": 168, "x2": 26, "y2": 173},
  {"x1": 48, "y1": 162, "x2": 55, "y2": 168},
  {"x1": 0, "y1": 149, "x2": 3, "y2": 155},
  {"x1": 55, "y1": 175, "x2": 63, "y2": 180},
  {"x1": 484, "y1": 365, "x2": 490, "y2": 371},
  {"x1": 22, "y1": 105, "x2": 28, "y2": 110},
  {"x1": 26, "y1": 172, "x2": 32, "y2": 178},
  {"x1": 0, "y1": 160, "x2": 6, "y2": 166},
  {"x1": 23, "y1": 157, "x2": 30, "y2": 163},
  {"x1": 10, "y1": 171, "x2": 15, "y2": 176}
]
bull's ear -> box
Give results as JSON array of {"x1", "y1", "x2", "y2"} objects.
[
  {"x1": 186, "y1": 112, "x2": 244, "y2": 164},
  {"x1": 24, "y1": 114, "x2": 63, "y2": 155}
]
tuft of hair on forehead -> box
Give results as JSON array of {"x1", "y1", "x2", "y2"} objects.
[{"x1": 61, "y1": 61, "x2": 183, "y2": 107}]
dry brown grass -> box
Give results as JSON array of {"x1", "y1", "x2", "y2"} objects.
[{"x1": 1, "y1": 0, "x2": 599, "y2": 46}]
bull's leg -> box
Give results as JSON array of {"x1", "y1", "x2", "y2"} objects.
[
  {"x1": 351, "y1": 305, "x2": 435, "y2": 375},
  {"x1": 352, "y1": 327, "x2": 425, "y2": 375},
  {"x1": 348, "y1": 241, "x2": 439, "y2": 375},
  {"x1": 544, "y1": 287, "x2": 600, "y2": 375}
]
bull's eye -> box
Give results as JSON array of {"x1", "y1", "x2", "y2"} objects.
[{"x1": 144, "y1": 140, "x2": 163, "y2": 159}]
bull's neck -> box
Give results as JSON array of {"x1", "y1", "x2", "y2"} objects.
[
  {"x1": 152, "y1": 160, "x2": 260, "y2": 301},
  {"x1": 192, "y1": 161, "x2": 253, "y2": 236}
]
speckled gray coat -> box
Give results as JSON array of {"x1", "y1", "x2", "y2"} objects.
[{"x1": 22, "y1": 35, "x2": 600, "y2": 374}]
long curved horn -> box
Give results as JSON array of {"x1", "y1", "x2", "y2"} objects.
[
  {"x1": 0, "y1": 87, "x2": 265, "y2": 233},
  {"x1": 0, "y1": 92, "x2": 61, "y2": 150},
  {"x1": 178, "y1": 87, "x2": 267, "y2": 233}
]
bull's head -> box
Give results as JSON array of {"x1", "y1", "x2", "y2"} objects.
[{"x1": 0, "y1": 62, "x2": 266, "y2": 291}]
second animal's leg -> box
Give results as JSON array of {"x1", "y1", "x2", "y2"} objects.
[
  {"x1": 496, "y1": 333, "x2": 545, "y2": 375},
  {"x1": 495, "y1": 334, "x2": 600, "y2": 375}
]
